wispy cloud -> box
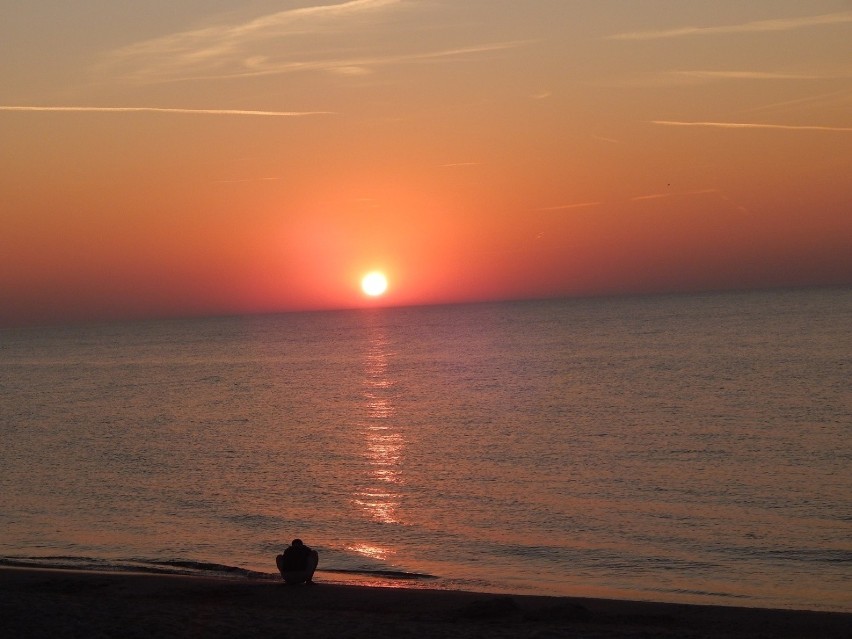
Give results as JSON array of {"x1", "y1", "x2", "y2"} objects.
[
  {"x1": 652, "y1": 120, "x2": 852, "y2": 132},
  {"x1": 631, "y1": 189, "x2": 718, "y2": 202},
  {"x1": 591, "y1": 133, "x2": 620, "y2": 144},
  {"x1": 608, "y1": 10, "x2": 852, "y2": 41},
  {"x1": 537, "y1": 202, "x2": 602, "y2": 212},
  {"x1": 0, "y1": 106, "x2": 332, "y2": 117},
  {"x1": 100, "y1": 0, "x2": 402, "y2": 82},
  {"x1": 740, "y1": 88, "x2": 852, "y2": 115},
  {"x1": 98, "y1": 0, "x2": 528, "y2": 83},
  {"x1": 213, "y1": 176, "x2": 285, "y2": 183},
  {"x1": 538, "y1": 189, "x2": 717, "y2": 212},
  {"x1": 597, "y1": 68, "x2": 839, "y2": 89},
  {"x1": 665, "y1": 70, "x2": 830, "y2": 81},
  {"x1": 208, "y1": 41, "x2": 533, "y2": 81},
  {"x1": 631, "y1": 193, "x2": 669, "y2": 202}
]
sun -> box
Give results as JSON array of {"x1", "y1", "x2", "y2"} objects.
[{"x1": 361, "y1": 271, "x2": 388, "y2": 297}]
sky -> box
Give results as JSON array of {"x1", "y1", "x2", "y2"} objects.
[{"x1": 2, "y1": 0, "x2": 851, "y2": 327}]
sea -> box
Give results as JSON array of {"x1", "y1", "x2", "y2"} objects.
[{"x1": 1, "y1": 288, "x2": 850, "y2": 612}]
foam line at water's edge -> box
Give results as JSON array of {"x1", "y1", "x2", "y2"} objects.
[
  {"x1": 0, "y1": 556, "x2": 266, "y2": 579},
  {"x1": 0, "y1": 556, "x2": 437, "y2": 581},
  {"x1": 322, "y1": 568, "x2": 437, "y2": 580}
]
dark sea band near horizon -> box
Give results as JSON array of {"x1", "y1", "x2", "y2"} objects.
[{"x1": 1, "y1": 287, "x2": 850, "y2": 612}]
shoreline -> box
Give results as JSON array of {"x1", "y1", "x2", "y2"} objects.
[{"x1": 2, "y1": 567, "x2": 849, "y2": 638}]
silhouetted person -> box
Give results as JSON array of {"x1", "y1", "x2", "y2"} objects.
[{"x1": 276, "y1": 538, "x2": 319, "y2": 584}]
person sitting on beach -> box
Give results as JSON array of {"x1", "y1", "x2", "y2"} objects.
[{"x1": 276, "y1": 539, "x2": 319, "y2": 585}]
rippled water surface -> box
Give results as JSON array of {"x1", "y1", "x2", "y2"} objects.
[{"x1": 1, "y1": 288, "x2": 850, "y2": 611}]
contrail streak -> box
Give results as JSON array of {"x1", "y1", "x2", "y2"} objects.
[
  {"x1": 0, "y1": 106, "x2": 334, "y2": 117},
  {"x1": 652, "y1": 120, "x2": 852, "y2": 132},
  {"x1": 537, "y1": 202, "x2": 601, "y2": 211}
]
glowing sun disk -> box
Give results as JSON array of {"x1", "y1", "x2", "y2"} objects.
[{"x1": 361, "y1": 271, "x2": 388, "y2": 297}]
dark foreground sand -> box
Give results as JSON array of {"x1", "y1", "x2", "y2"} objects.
[{"x1": 1, "y1": 567, "x2": 849, "y2": 638}]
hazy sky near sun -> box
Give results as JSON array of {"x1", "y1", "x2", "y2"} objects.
[{"x1": 2, "y1": 0, "x2": 851, "y2": 326}]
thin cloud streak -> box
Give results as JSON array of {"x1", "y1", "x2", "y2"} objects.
[
  {"x1": 537, "y1": 202, "x2": 601, "y2": 211},
  {"x1": 213, "y1": 177, "x2": 284, "y2": 183},
  {"x1": 100, "y1": 0, "x2": 403, "y2": 82},
  {"x1": 631, "y1": 193, "x2": 670, "y2": 202},
  {"x1": 591, "y1": 133, "x2": 620, "y2": 144},
  {"x1": 538, "y1": 189, "x2": 717, "y2": 211},
  {"x1": 0, "y1": 106, "x2": 333, "y2": 117},
  {"x1": 608, "y1": 10, "x2": 852, "y2": 40},
  {"x1": 667, "y1": 70, "x2": 829, "y2": 81},
  {"x1": 652, "y1": 120, "x2": 852, "y2": 132},
  {"x1": 111, "y1": 40, "x2": 532, "y2": 83},
  {"x1": 631, "y1": 189, "x2": 718, "y2": 202},
  {"x1": 99, "y1": 0, "x2": 530, "y2": 83},
  {"x1": 740, "y1": 88, "x2": 852, "y2": 115},
  {"x1": 208, "y1": 40, "x2": 532, "y2": 81},
  {"x1": 597, "y1": 68, "x2": 839, "y2": 89}
]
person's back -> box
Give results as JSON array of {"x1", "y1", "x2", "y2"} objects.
[
  {"x1": 280, "y1": 541, "x2": 311, "y2": 571},
  {"x1": 276, "y1": 538, "x2": 318, "y2": 584}
]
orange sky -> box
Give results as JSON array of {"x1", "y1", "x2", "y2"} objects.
[{"x1": 1, "y1": 1, "x2": 851, "y2": 326}]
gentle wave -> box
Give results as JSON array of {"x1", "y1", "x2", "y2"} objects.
[
  {"x1": 322, "y1": 568, "x2": 437, "y2": 580},
  {"x1": 0, "y1": 555, "x2": 437, "y2": 582},
  {"x1": 0, "y1": 556, "x2": 270, "y2": 579},
  {"x1": 652, "y1": 587, "x2": 750, "y2": 599}
]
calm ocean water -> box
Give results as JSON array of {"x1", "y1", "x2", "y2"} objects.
[{"x1": 1, "y1": 289, "x2": 850, "y2": 611}]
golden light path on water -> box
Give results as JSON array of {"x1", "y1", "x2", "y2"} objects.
[{"x1": 348, "y1": 321, "x2": 401, "y2": 563}]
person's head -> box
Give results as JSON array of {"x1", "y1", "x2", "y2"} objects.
[{"x1": 291, "y1": 538, "x2": 303, "y2": 546}]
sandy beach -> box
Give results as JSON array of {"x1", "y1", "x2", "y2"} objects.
[{"x1": 1, "y1": 567, "x2": 848, "y2": 638}]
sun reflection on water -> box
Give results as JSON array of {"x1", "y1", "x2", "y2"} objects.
[
  {"x1": 353, "y1": 323, "x2": 403, "y2": 525},
  {"x1": 345, "y1": 542, "x2": 392, "y2": 561},
  {"x1": 365, "y1": 394, "x2": 394, "y2": 418}
]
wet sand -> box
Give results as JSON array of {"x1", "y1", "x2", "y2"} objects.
[{"x1": 1, "y1": 567, "x2": 849, "y2": 638}]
